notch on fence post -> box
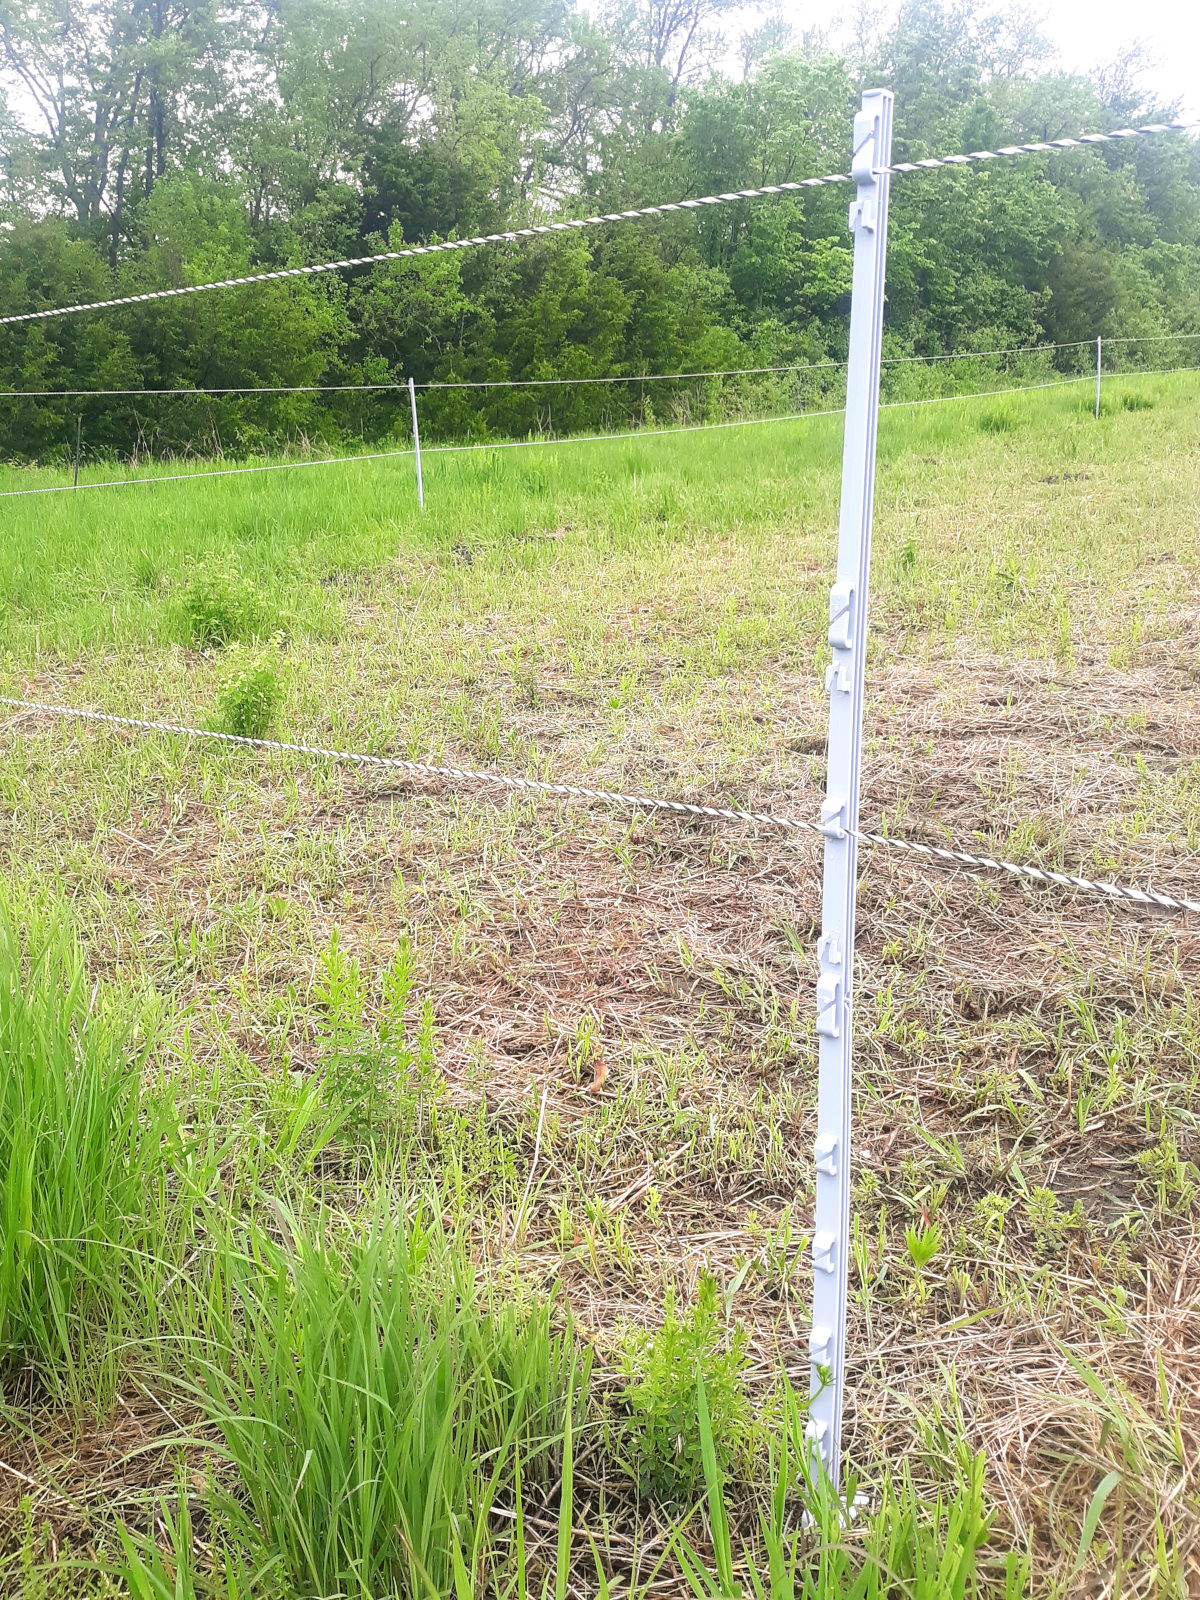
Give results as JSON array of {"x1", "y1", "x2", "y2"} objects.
[
  {"x1": 408, "y1": 377, "x2": 424, "y2": 510},
  {"x1": 1095, "y1": 336, "x2": 1102, "y2": 419},
  {"x1": 808, "y1": 86, "x2": 894, "y2": 1489}
]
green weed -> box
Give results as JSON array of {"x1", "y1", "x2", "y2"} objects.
[
  {"x1": 214, "y1": 639, "x2": 283, "y2": 739},
  {"x1": 182, "y1": 561, "x2": 266, "y2": 649},
  {"x1": 618, "y1": 1271, "x2": 751, "y2": 1500},
  {"x1": 311, "y1": 928, "x2": 438, "y2": 1139}
]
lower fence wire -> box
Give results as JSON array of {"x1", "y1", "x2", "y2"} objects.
[
  {"x1": 1, "y1": 694, "x2": 1196, "y2": 917},
  {"x1": 5, "y1": 362, "x2": 1198, "y2": 504}
]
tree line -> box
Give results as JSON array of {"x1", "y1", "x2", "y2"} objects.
[{"x1": 0, "y1": 0, "x2": 1197, "y2": 462}]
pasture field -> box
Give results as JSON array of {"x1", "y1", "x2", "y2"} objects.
[{"x1": 0, "y1": 371, "x2": 1198, "y2": 1597}]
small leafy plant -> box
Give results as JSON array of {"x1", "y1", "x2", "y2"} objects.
[
  {"x1": 313, "y1": 929, "x2": 436, "y2": 1137},
  {"x1": 618, "y1": 1272, "x2": 751, "y2": 1500},
  {"x1": 214, "y1": 639, "x2": 282, "y2": 740},
  {"x1": 905, "y1": 1219, "x2": 942, "y2": 1271},
  {"x1": 182, "y1": 560, "x2": 267, "y2": 648}
]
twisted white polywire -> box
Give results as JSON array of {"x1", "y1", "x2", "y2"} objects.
[
  {"x1": 1, "y1": 695, "x2": 1196, "y2": 916},
  {"x1": 1, "y1": 121, "x2": 1195, "y2": 328},
  {"x1": 0, "y1": 176, "x2": 855, "y2": 328}
]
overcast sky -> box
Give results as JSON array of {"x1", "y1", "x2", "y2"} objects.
[
  {"x1": 1032, "y1": 0, "x2": 1199, "y2": 117},
  {"x1": 783, "y1": 0, "x2": 1200, "y2": 118}
]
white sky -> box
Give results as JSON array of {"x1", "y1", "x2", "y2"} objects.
[
  {"x1": 1033, "y1": 0, "x2": 1200, "y2": 116},
  {"x1": 782, "y1": 0, "x2": 1200, "y2": 118}
]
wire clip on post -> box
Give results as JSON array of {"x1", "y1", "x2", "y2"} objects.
[
  {"x1": 808, "y1": 88, "x2": 894, "y2": 1486},
  {"x1": 409, "y1": 377, "x2": 424, "y2": 511}
]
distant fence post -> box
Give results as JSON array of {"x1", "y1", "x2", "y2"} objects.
[
  {"x1": 408, "y1": 377, "x2": 424, "y2": 510},
  {"x1": 73, "y1": 414, "x2": 82, "y2": 489},
  {"x1": 1095, "y1": 336, "x2": 1102, "y2": 419},
  {"x1": 807, "y1": 86, "x2": 894, "y2": 1488}
]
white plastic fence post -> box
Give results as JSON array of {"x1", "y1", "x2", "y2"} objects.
[
  {"x1": 807, "y1": 87, "x2": 894, "y2": 1487},
  {"x1": 1095, "y1": 336, "x2": 1102, "y2": 419},
  {"x1": 409, "y1": 376, "x2": 425, "y2": 510}
]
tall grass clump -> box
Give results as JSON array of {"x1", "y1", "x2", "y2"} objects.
[
  {"x1": 202, "y1": 1201, "x2": 587, "y2": 1600},
  {"x1": 0, "y1": 905, "x2": 172, "y2": 1409}
]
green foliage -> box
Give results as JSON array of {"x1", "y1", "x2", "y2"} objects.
[
  {"x1": 618, "y1": 1272, "x2": 751, "y2": 1499},
  {"x1": 313, "y1": 928, "x2": 437, "y2": 1135},
  {"x1": 213, "y1": 639, "x2": 283, "y2": 740},
  {"x1": 0, "y1": 900, "x2": 172, "y2": 1407},
  {"x1": 182, "y1": 562, "x2": 264, "y2": 650},
  {"x1": 200, "y1": 1204, "x2": 587, "y2": 1600}
]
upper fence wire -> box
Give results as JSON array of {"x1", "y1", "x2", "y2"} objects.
[
  {"x1": 5, "y1": 335, "x2": 1200, "y2": 400},
  {"x1": 0, "y1": 120, "x2": 1196, "y2": 328}
]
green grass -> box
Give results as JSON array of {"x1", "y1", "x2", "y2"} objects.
[
  {"x1": 0, "y1": 899, "x2": 174, "y2": 1411},
  {"x1": 0, "y1": 370, "x2": 1198, "y2": 1596},
  {"x1": 0, "y1": 370, "x2": 1191, "y2": 667},
  {"x1": 198, "y1": 1203, "x2": 584, "y2": 1600}
]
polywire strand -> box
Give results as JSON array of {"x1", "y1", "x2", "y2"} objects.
[
  {"x1": 0, "y1": 442, "x2": 418, "y2": 499},
  {"x1": 1, "y1": 120, "x2": 1196, "y2": 329},
  {"x1": 0, "y1": 360, "x2": 849, "y2": 399},
  {"x1": 4, "y1": 363, "x2": 1199, "y2": 503},
  {"x1": 0, "y1": 694, "x2": 1196, "y2": 916},
  {"x1": 419, "y1": 361, "x2": 845, "y2": 388},
  {"x1": 0, "y1": 340, "x2": 1109, "y2": 399},
  {"x1": 881, "y1": 339, "x2": 1094, "y2": 364},
  {"x1": 2, "y1": 381, "x2": 425, "y2": 398},
  {"x1": 880, "y1": 363, "x2": 1200, "y2": 411},
  {"x1": 1100, "y1": 332, "x2": 1200, "y2": 345}
]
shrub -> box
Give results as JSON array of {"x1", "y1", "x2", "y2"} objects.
[
  {"x1": 214, "y1": 640, "x2": 282, "y2": 740},
  {"x1": 618, "y1": 1271, "x2": 751, "y2": 1499},
  {"x1": 0, "y1": 904, "x2": 172, "y2": 1408}
]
